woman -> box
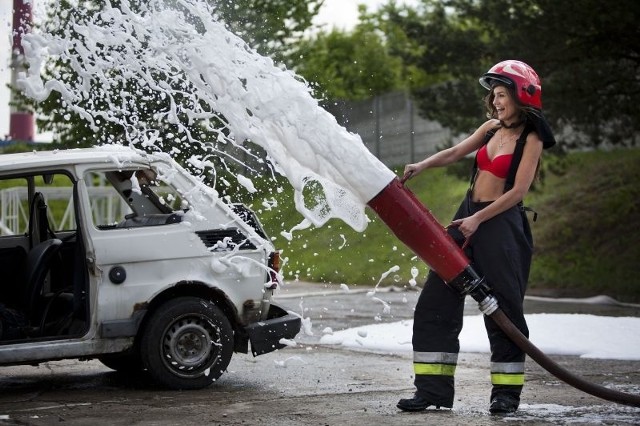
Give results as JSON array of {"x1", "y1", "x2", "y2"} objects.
[{"x1": 397, "y1": 60, "x2": 556, "y2": 415}]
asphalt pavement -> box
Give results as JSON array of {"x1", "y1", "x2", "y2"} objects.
[{"x1": 0, "y1": 281, "x2": 638, "y2": 425}]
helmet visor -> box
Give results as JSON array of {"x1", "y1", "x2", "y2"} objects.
[{"x1": 479, "y1": 73, "x2": 514, "y2": 91}]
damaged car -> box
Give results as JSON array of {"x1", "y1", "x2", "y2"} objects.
[{"x1": 0, "y1": 145, "x2": 300, "y2": 389}]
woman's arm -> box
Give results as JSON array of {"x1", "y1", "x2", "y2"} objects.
[{"x1": 404, "y1": 119, "x2": 499, "y2": 178}]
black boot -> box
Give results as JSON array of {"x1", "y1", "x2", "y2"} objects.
[
  {"x1": 489, "y1": 394, "x2": 519, "y2": 415},
  {"x1": 397, "y1": 394, "x2": 442, "y2": 412}
]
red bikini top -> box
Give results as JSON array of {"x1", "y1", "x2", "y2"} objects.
[{"x1": 476, "y1": 144, "x2": 512, "y2": 179}]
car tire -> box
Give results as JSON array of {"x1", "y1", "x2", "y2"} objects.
[{"x1": 140, "y1": 297, "x2": 233, "y2": 390}]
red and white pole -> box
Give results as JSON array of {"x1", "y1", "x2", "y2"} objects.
[{"x1": 9, "y1": 0, "x2": 34, "y2": 142}]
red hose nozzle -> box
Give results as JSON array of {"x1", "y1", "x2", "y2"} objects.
[{"x1": 367, "y1": 177, "x2": 469, "y2": 283}]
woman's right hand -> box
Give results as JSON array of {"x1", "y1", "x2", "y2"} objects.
[{"x1": 403, "y1": 163, "x2": 423, "y2": 180}]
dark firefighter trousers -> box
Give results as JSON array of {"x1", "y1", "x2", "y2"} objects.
[{"x1": 412, "y1": 192, "x2": 533, "y2": 407}]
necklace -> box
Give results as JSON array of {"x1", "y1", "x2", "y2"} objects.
[
  {"x1": 498, "y1": 129, "x2": 508, "y2": 149},
  {"x1": 498, "y1": 126, "x2": 521, "y2": 149}
]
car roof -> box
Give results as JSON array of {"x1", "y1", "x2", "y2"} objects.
[{"x1": 0, "y1": 145, "x2": 169, "y2": 172}]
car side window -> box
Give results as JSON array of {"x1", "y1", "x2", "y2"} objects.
[
  {"x1": 0, "y1": 173, "x2": 76, "y2": 238},
  {"x1": 0, "y1": 177, "x2": 30, "y2": 237}
]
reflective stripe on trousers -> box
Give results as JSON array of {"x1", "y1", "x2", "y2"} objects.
[
  {"x1": 491, "y1": 361, "x2": 525, "y2": 386},
  {"x1": 414, "y1": 352, "x2": 458, "y2": 376}
]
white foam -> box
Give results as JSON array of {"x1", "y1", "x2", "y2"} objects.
[{"x1": 18, "y1": 0, "x2": 395, "y2": 232}]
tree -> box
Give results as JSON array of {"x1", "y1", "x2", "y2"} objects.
[
  {"x1": 293, "y1": 29, "x2": 402, "y2": 101},
  {"x1": 387, "y1": 0, "x2": 640, "y2": 147},
  {"x1": 291, "y1": 5, "x2": 418, "y2": 102},
  {"x1": 214, "y1": 0, "x2": 323, "y2": 63},
  {"x1": 382, "y1": 1, "x2": 489, "y2": 133},
  {"x1": 24, "y1": 0, "x2": 127, "y2": 148},
  {"x1": 18, "y1": 0, "x2": 322, "y2": 149}
]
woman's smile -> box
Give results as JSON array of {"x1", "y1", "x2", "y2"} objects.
[{"x1": 493, "y1": 87, "x2": 516, "y2": 123}]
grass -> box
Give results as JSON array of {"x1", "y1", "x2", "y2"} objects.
[
  {"x1": 238, "y1": 148, "x2": 640, "y2": 303},
  {"x1": 525, "y1": 149, "x2": 640, "y2": 302}
]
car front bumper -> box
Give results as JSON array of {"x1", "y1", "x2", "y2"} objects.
[{"x1": 244, "y1": 303, "x2": 301, "y2": 356}]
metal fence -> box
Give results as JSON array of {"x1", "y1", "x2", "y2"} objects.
[
  {"x1": 2, "y1": 107, "x2": 449, "y2": 173},
  {"x1": 199, "y1": 91, "x2": 456, "y2": 175},
  {"x1": 0, "y1": 186, "x2": 128, "y2": 236},
  {"x1": 326, "y1": 91, "x2": 454, "y2": 168}
]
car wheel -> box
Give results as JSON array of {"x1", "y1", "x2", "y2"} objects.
[{"x1": 140, "y1": 297, "x2": 233, "y2": 390}]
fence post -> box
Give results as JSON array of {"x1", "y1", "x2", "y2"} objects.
[
  {"x1": 408, "y1": 95, "x2": 415, "y2": 164},
  {"x1": 375, "y1": 96, "x2": 381, "y2": 158}
]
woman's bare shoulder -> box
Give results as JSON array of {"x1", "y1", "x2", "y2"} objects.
[
  {"x1": 484, "y1": 119, "x2": 501, "y2": 131},
  {"x1": 470, "y1": 119, "x2": 501, "y2": 140},
  {"x1": 526, "y1": 130, "x2": 543, "y2": 144}
]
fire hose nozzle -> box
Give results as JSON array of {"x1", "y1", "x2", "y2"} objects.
[
  {"x1": 477, "y1": 295, "x2": 499, "y2": 316},
  {"x1": 448, "y1": 266, "x2": 499, "y2": 315}
]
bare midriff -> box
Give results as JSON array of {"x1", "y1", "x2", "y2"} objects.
[{"x1": 471, "y1": 170, "x2": 507, "y2": 202}]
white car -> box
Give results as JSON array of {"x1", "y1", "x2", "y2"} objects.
[{"x1": 0, "y1": 145, "x2": 300, "y2": 389}]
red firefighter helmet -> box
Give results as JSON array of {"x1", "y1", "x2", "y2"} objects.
[{"x1": 479, "y1": 60, "x2": 542, "y2": 109}]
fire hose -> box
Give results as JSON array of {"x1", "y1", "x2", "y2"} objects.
[{"x1": 367, "y1": 177, "x2": 640, "y2": 408}]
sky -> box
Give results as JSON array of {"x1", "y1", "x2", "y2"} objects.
[
  {"x1": 0, "y1": 0, "x2": 420, "y2": 140},
  {"x1": 314, "y1": 0, "x2": 419, "y2": 31}
]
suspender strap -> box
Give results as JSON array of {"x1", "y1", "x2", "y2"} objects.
[
  {"x1": 506, "y1": 126, "x2": 539, "y2": 221},
  {"x1": 504, "y1": 126, "x2": 532, "y2": 192}
]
